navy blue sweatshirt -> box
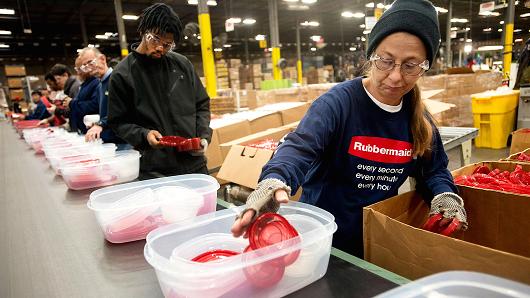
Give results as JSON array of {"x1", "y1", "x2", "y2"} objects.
[
  {"x1": 69, "y1": 76, "x2": 101, "y2": 134},
  {"x1": 26, "y1": 100, "x2": 51, "y2": 120},
  {"x1": 260, "y1": 78, "x2": 456, "y2": 257},
  {"x1": 98, "y1": 68, "x2": 125, "y2": 144}
]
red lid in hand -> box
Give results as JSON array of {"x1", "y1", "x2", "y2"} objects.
[
  {"x1": 248, "y1": 213, "x2": 299, "y2": 249},
  {"x1": 191, "y1": 249, "x2": 240, "y2": 263}
]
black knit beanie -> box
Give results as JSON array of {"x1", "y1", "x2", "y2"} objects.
[{"x1": 366, "y1": 0, "x2": 440, "y2": 67}]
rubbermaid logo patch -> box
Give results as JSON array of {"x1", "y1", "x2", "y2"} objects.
[{"x1": 348, "y1": 136, "x2": 413, "y2": 164}]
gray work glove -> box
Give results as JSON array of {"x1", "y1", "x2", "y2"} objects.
[
  {"x1": 239, "y1": 178, "x2": 291, "y2": 221},
  {"x1": 189, "y1": 138, "x2": 208, "y2": 156},
  {"x1": 429, "y1": 192, "x2": 468, "y2": 230}
]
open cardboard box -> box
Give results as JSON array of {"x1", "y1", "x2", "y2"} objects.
[
  {"x1": 504, "y1": 149, "x2": 530, "y2": 163},
  {"x1": 363, "y1": 188, "x2": 530, "y2": 284},
  {"x1": 217, "y1": 123, "x2": 298, "y2": 188},
  {"x1": 510, "y1": 129, "x2": 530, "y2": 155}
]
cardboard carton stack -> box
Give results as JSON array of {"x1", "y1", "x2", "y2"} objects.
[
  {"x1": 215, "y1": 59, "x2": 230, "y2": 90},
  {"x1": 210, "y1": 96, "x2": 237, "y2": 115},
  {"x1": 5, "y1": 65, "x2": 26, "y2": 102},
  {"x1": 252, "y1": 64, "x2": 262, "y2": 89},
  {"x1": 227, "y1": 59, "x2": 241, "y2": 89},
  {"x1": 418, "y1": 72, "x2": 502, "y2": 127}
]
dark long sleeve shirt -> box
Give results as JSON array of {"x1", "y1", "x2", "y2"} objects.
[{"x1": 108, "y1": 50, "x2": 211, "y2": 174}]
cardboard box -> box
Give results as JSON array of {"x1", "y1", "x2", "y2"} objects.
[
  {"x1": 5, "y1": 65, "x2": 26, "y2": 77},
  {"x1": 363, "y1": 190, "x2": 530, "y2": 284},
  {"x1": 217, "y1": 124, "x2": 297, "y2": 188},
  {"x1": 9, "y1": 89, "x2": 24, "y2": 100},
  {"x1": 7, "y1": 78, "x2": 23, "y2": 88},
  {"x1": 504, "y1": 148, "x2": 530, "y2": 162},
  {"x1": 279, "y1": 102, "x2": 310, "y2": 125},
  {"x1": 211, "y1": 119, "x2": 252, "y2": 144},
  {"x1": 248, "y1": 111, "x2": 283, "y2": 133},
  {"x1": 219, "y1": 123, "x2": 297, "y2": 158},
  {"x1": 205, "y1": 128, "x2": 223, "y2": 171},
  {"x1": 510, "y1": 129, "x2": 530, "y2": 155}
]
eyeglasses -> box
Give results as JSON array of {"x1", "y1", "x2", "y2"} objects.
[
  {"x1": 145, "y1": 33, "x2": 175, "y2": 51},
  {"x1": 369, "y1": 53, "x2": 429, "y2": 76},
  {"x1": 75, "y1": 58, "x2": 98, "y2": 73}
]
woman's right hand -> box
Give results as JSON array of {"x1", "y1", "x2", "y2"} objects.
[{"x1": 231, "y1": 179, "x2": 291, "y2": 238}]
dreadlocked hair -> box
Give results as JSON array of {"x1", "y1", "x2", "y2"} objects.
[{"x1": 137, "y1": 3, "x2": 183, "y2": 42}]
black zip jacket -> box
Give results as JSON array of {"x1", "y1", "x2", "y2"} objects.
[{"x1": 108, "y1": 50, "x2": 211, "y2": 174}]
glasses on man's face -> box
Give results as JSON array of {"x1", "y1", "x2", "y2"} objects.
[
  {"x1": 75, "y1": 58, "x2": 98, "y2": 73},
  {"x1": 145, "y1": 33, "x2": 175, "y2": 51},
  {"x1": 370, "y1": 53, "x2": 429, "y2": 76}
]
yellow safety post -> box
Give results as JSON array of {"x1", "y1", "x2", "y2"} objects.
[{"x1": 198, "y1": 1, "x2": 217, "y2": 98}]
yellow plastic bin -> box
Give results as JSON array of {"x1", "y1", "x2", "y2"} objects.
[{"x1": 472, "y1": 90, "x2": 520, "y2": 148}]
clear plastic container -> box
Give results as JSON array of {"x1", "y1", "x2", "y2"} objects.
[
  {"x1": 144, "y1": 201, "x2": 337, "y2": 298},
  {"x1": 375, "y1": 271, "x2": 530, "y2": 298},
  {"x1": 87, "y1": 174, "x2": 220, "y2": 243},
  {"x1": 61, "y1": 149, "x2": 140, "y2": 190},
  {"x1": 48, "y1": 143, "x2": 116, "y2": 173},
  {"x1": 54, "y1": 148, "x2": 118, "y2": 176}
]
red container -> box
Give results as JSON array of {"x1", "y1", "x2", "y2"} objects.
[{"x1": 159, "y1": 136, "x2": 202, "y2": 152}]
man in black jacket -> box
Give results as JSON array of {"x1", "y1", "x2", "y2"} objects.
[{"x1": 108, "y1": 3, "x2": 211, "y2": 176}]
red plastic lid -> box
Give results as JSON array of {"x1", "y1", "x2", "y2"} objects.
[
  {"x1": 159, "y1": 136, "x2": 202, "y2": 151},
  {"x1": 243, "y1": 245, "x2": 286, "y2": 288},
  {"x1": 248, "y1": 213, "x2": 299, "y2": 249},
  {"x1": 191, "y1": 249, "x2": 240, "y2": 263}
]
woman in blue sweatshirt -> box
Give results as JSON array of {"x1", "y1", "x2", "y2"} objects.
[{"x1": 232, "y1": 0, "x2": 468, "y2": 257}]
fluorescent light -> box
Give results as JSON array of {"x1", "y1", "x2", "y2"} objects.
[
  {"x1": 361, "y1": 37, "x2": 366, "y2": 41},
  {"x1": 451, "y1": 27, "x2": 459, "y2": 31},
  {"x1": 465, "y1": 27, "x2": 471, "y2": 31},
  {"x1": 435, "y1": 6, "x2": 448, "y2": 13},
  {"x1": 464, "y1": 44, "x2": 472, "y2": 53},
  {"x1": 498, "y1": 28, "x2": 503, "y2": 32},
  {"x1": 300, "y1": 21, "x2": 319, "y2": 27},
  {"x1": 483, "y1": 28, "x2": 492, "y2": 32},
  {"x1": 282, "y1": 0, "x2": 298, "y2": 2},
  {"x1": 187, "y1": 0, "x2": 217, "y2": 6},
  {"x1": 0, "y1": 30, "x2": 12, "y2": 35},
  {"x1": 466, "y1": 39, "x2": 472, "y2": 42},
  {"x1": 349, "y1": 47, "x2": 356, "y2": 51},
  {"x1": 243, "y1": 18, "x2": 256, "y2": 25},
  {"x1": 451, "y1": 18, "x2": 468, "y2": 23},
  {"x1": 0, "y1": 43, "x2": 9, "y2": 48},
  {"x1": 95, "y1": 34, "x2": 109, "y2": 39},
  {"x1": 76, "y1": 49, "x2": 83, "y2": 53},
  {"x1": 122, "y1": 15, "x2": 138, "y2": 20},
  {"x1": 0, "y1": 8, "x2": 15, "y2": 15},
  {"x1": 223, "y1": 44, "x2": 232, "y2": 48},
  {"x1": 477, "y1": 45, "x2": 503, "y2": 51},
  {"x1": 301, "y1": 0, "x2": 317, "y2": 3},
  {"x1": 255, "y1": 34, "x2": 265, "y2": 41},
  {"x1": 515, "y1": 38, "x2": 523, "y2": 42},
  {"x1": 310, "y1": 35, "x2": 321, "y2": 42},
  {"x1": 287, "y1": 4, "x2": 309, "y2": 10},
  {"x1": 104, "y1": 32, "x2": 114, "y2": 36},
  {"x1": 341, "y1": 11, "x2": 364, "y2": 18},
  {"x1": 214, "y1": 48, "x2": 222, "y2": 52},
  {"x1": 376, "y1": 3, "x2": 385, "y2": 9},
  {"x1": 514, "y1": 29, "x2": 522, "y2": 33},
  {"x1": 500, "y1": 20, "x2": 505, "y2": 24},
  {"x1": 310, "y1": 47, "x2": 316, "y2": 51},
  {"x1": 227, "y1": 17, "x2": 242, "y2": 24},
  {"x1": 521, "y1": 13, "x2": 530, "y2": 18},
  {"x1": 365, "y1": 2, "x2": 374, "y2": 8},
  {"x1": 23, "y1": 28, "x2": 31, "y2": 34},
  {"x1": 479, "y1": 11, "x2": 500, "y2": 16}
]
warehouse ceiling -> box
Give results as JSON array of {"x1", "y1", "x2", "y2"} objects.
[{"x1": 0, "y1": 0, "x2": 529, "y2": 61}]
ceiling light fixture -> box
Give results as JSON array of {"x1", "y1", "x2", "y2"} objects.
[
  {"x1": 376, "y1": 3, "x2": 385, "y2": 9},
  {"x1": 301, "y1": 0, "x2": 317, "y2": 3},
  {"x1": 122, "y1": 15, "x2": 139, "y2": 20},
  {"x1": 515, "y1": 38, "x2": 523, "y2": 42},
  {"x1": 0, "y1": 8, "x2": 15, "y2": 15},
  {"x1": 477, "y1": 45, "x2": 503, "y2": 51},
  {"x1": 242, "y1": 18, "x2": 256, "y2": 25},
  {"x1": 451, "y1": 18, "x2": 468, "y2": 23},
  {"x1": 435, "y1": 7, "x2": 448, "y2": 13},
  {"x1": 214, "y1": 48, "x2": 222, "y2": 52},
  {"x1": 300, "y1": 21, "x2": 319, "y2": 27},
  {"x1": 310, "y1": 47, "x2": 316, "y2": 51},
  {"x1": 310, "y1": 35, "x2": 321, "y2": 42},
  {"x1": 365, "y1": 2, "x2": 374, "y2": 8},
  {"x1": 95, "y1": 34, "x2": 109, "y2": 39},
  {"x1": 255, "y1": 34, "x2": 265, "y2": 41},
  {"x1": 483, "y1": 27, "x2": 492, "y2": 32},
  {"x1": 0, "y1": 30, "x2": 12, "y2": 35},
  {"x1": 521, "y1": 13, "x2": 530, "y2": 17},
  {"x1": 349, "y1": 47, "x2": 356, "y2": 51},
  {"x1": 227, "y1": 17, "x2": 242, "y2": 24},
  {"x1": 0, "y1": 43, "x2": 9, "y2": 48}
]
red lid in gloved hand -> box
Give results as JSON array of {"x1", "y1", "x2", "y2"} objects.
[
  {"x1": 191, "y1": 249, "x2": 240, "y2": 263},
  {"x1": 248, "y1": 213, "x2": 299, "y2": 249},
  {"x1": 159, "y1": 136, "x2": 202, "y2": 152}
]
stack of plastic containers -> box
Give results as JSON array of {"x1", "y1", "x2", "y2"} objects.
[
  {"x1": 374, "y1": 271, "x2": 530, "y2": 297},
  {"x1": 87, "y1": 174, "x2": 220, "y2": 243},
  {"x1": 144, "y1": 201, "x2": 337, "y2": 298},
  {"x1": 46, "y1": 142, "x2": 114, "y2": 174},
  {"x1": 61, "y1": 149, "x2": 140, "y2": 190}
]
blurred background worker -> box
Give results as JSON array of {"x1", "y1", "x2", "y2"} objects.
[
  {"x1": 82, "y1": 48, "x2": 129, "y2": 149},
  {"x1": 68, "y1": 50, "x2": 102, "y2": 134},
  {"x1": 23, "y1": 90, "x2": 51, "y2": 120},
  {"x1": 108, "y1": 3, "x2": 211, "y2": 176}
]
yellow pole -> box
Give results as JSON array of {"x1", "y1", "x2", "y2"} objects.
[
  {"x1": 502, "y1": 0, "x2": 515, "y2": 81},
  {"x1": 297, "y1": 60, "x2": 303, "y2": 84},
  {"x1": 198, "y1": 2, "x2": 217, "y2": 98},
  {"x1": 272, "y1": 47, "x2": 282, "y2": 80}
]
